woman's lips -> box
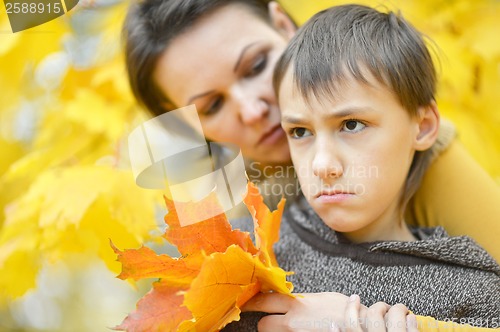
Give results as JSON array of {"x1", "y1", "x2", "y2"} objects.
[{"x1": 257, "y1": 124, "x2": 286, "y2": 146}]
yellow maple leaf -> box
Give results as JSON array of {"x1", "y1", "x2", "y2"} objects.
[{"x1": 113, "y1": 182, "x2": 293, "y2": 331}]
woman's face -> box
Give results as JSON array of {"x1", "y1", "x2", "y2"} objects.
[{"x1": 153, "y1": 3, "x2": 295, "y2": 165}]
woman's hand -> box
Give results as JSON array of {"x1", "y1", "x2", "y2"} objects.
[
  {"x1": 242, "y1": 292, "x2": 362, "y2": 331},
  {"x1": 242, "y1": 292, "x2": 418, "y2": 332}
]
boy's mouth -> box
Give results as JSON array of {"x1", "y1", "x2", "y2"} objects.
[
  {"x1": 315, "y1": 189, "x2": 353, "y2": 197},
  {"x1": 314, "y1": 190, "x2": 355, "y2": 203}
]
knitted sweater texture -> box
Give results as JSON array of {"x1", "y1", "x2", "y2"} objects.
[{"x1": 225, "y1": 195, "x2": 500, "y2": 331}]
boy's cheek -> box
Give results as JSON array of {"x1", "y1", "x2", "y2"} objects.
[{"x1": 296, "y1": 175, "x2": 320, "y2": 202}]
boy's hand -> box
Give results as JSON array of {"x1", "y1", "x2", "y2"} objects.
[
  {"x1": 344, "y1": 294, "x2": 419, "y2": 332},
  {"x1": 242, "y1": 292, "x2": 418, "y2": 332}
]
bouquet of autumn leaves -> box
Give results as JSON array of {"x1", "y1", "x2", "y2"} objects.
[{"x1": 111, "y1": 182, "x2": 293, "y2": 331}]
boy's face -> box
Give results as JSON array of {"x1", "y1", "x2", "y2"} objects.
[{"x1": 279, "y1": 70, "x2": 421, "y2": 242}]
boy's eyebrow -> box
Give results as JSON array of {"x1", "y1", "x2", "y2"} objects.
[
  {"x1": 281, "y1": 115, "x2": 308, "y2": 125},
  {"x1": 326, "y1": 107, "x2": 374, "y2": 119},
  {"x1": 281, "y1": 107, "x2": 375, "y2": 124}
]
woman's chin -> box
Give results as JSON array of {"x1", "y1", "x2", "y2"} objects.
[{"x1": 258, "y1": 147, "x2": 292, "y2": 165}]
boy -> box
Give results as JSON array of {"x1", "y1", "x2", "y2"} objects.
[{"x1": 226, "y1": 4, "x2": 499, "y2": 331}]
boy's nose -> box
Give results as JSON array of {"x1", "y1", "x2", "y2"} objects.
[{"x1": 312, "y1": 147, "x2": 343, "y2": 180}]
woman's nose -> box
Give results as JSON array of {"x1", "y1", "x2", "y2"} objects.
[
  {"x1": 231, "y1": 86, "x2": 270, "y2": 125},
  {"x1": 239, "y1": 98, "x2": 269, "y2": 125}
]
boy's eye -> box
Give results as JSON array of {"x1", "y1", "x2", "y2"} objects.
[
  {"x1": 203, "y1": 96, "x2": 224, "y2": 116},
  {"x1": 245, "y1": 53, "x2": 267, "y2": 78},
  {"x1": 289, "y1": 127, "x2": 312, "y2": 139},
  {"x1": 342, "y1": 120, "x2": 366, "y2": 133}
]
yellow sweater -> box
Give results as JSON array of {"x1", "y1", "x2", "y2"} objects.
[
  {"x1": 416, "y1": 315, "x2": 498, "y2": 331},
  {"x1": 407, "y1": 138, "x2": 500, "y2": 262}
]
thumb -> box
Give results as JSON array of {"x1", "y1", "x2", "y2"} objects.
[{"x1": 241, "y1": 292, "x2": 294, "y2": 314}]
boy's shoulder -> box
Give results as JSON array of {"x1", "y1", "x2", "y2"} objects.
[{"x1": 371, "y1": 226, "x2": 500, "y2": 275}]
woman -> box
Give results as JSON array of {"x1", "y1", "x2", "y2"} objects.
[{"x1": 123, "y1": 0, "x2": 500, "y2": 329}]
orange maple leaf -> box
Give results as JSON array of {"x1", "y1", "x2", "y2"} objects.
[
  {"x1": 112, "y1": 182, "x2": 293, "y2": 332},
  {"x1": 111, "y1": 244, "x2": 201, "y2": 286},
  {"x1": 163, "y1": 191, "x2": 258, "y2": 256},
  {"x1": 244, "y1": 182, "x2": 285, "y2": 267},
  {"x1": 113, "y1": 281, "x2": 192, "y2": 332}
]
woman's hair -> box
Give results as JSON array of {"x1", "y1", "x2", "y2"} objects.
[
  {"x1": 273, "y1": 4, "x2": 438, "y2": 211},
  {"x1": 124, "y1": 0, "x2": 272, "y2": 116}
]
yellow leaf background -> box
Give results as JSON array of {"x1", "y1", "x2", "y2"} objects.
[
  {"x1": 0, "y1": 2, "x2": 163, "y2": 330},
  {"x1": 0, "y1": 0, "x2": 499, "y2": 330}
]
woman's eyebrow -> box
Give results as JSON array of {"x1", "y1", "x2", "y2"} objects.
[
  {"x1": 186, "y1": 42, "x2": 263, "y2": 105},
  {"x1": 187, "y1": 90, "x2": 215, "y2": 105},
  {"x1": 233, "y1": 41, "x2": 260, "y2": 73}
]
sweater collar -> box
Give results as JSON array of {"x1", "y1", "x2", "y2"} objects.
[{"x1": 285, "y1": 195, "x2": 500, "y2": 275}]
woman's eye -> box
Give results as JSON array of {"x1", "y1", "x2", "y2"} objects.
[
  {"x1": 289, "y1": 127, "x2": 312, "y2": 139},
  {"x1": 342, "y1": 120, "x2": 366, "y2": 133},
  {"x1": 245, "y1": 53, "x2": 267, "y2": 78},
  {"x1": 203, "y1": 96, "x2": 224, "y2": 116}
]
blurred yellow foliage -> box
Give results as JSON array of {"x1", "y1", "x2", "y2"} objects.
[
  {"x1": 0, "y1": 1, "x2": 161, "y2": 305},
  {"x1": 0, "y1": 0, "x2": 499, "y2": 309}
]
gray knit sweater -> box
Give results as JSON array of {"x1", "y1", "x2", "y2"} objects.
[{"x1": 225, "y1": 195, "x2": 500, "y2": 331}]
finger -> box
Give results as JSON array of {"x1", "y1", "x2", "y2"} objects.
[
  {"x1": 365, "y1": 301, "x2": 390, "y2": 332},
  {"x1": 385, "y1": 303, "x2": 409, "y2": 332},
  {"x1": 258, "y1": 314, "x2": 341, "y2": 332},
  {"x1": 406, "y1": 313, "x2": 419, "y2": 332},
  {"x1": 344, "y1": 294, "x2": 363, "y2": 332},
  {"x1": 257, "y1": 314, "x2": 286, "y2": 332},
  {"x1": 242, "y1": 293, "x2": 293, "y2": 313}
]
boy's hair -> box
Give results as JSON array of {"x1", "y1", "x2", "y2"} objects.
[
  {"x1": 273, "y1": 4, "x2": 438, "y2": 211},
  {"x1": 124, "y1": 0, "x2": 272, "y2": 117}
]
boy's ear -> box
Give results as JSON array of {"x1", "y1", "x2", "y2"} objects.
[
  {"x1": 413, "y1": 101, "x2": 440, "y2": 151},
  {"x1": 268, "y1": 1, "x2": 296, "y2": 40}
]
